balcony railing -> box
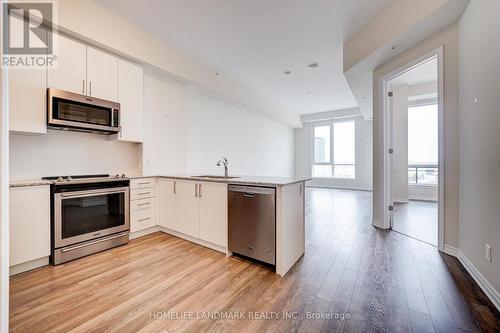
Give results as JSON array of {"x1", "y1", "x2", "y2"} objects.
[{"x1": 408, "y1": 164, "x2": 438, "y2": 185}]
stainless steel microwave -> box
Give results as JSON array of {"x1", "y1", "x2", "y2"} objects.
[{"x1": 47, "y1": 88, "x2": 120, "y2": 134}]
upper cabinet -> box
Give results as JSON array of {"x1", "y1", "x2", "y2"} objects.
[
  {"x1": 48, "y1": 34, "x2": 87, "y2": 95},
  {"x1": 12, "y1": 32, "x2": 143, "y2": 138},
  {"x1": 8, "y1": 16, "x2": 47, "y2": 135},
  {"x1": 116, "y1": 59, "x2": 144, "y2": 142},
  {"x1": 87, "y1": 47, "x2": 118, "y2": 102}
]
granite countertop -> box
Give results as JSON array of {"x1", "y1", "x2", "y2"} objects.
[
  {"x1": 155, "y1": 174, "x2": 311, "y2": 187},
  {"x1": 10, "y1": 174, "x2": 311, "y2": 188}
]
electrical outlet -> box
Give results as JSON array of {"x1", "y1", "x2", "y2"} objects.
[
  {"x1": 146, "y1": 159, "x2": 153, "y2": 168},
  {"x1": 485, "y1": 244, "x2": 492, "y2": 263}
]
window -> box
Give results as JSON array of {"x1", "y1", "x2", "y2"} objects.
[
  {"x1": 407, "y1": 104, "x2": 438, "y2": 185},
  {"x1": 312, "y1": 120, "x2": 355, "y2": 179}
]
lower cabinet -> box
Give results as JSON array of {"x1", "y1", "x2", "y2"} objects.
[
  {"x1": 10, "y1": 186, "x2": 51, "y2": 267},
  {"x1": 130, "y1": 178, "x2": 156, "y2": 232},
  {"x1": 157, "y1": 179, "x2": 227, "y2": 248}
]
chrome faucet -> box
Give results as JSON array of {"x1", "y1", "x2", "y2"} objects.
[{"x1": 216, "y1": 157, "x2": 229, "y2": 178}]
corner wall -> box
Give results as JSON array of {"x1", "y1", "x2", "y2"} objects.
[{"x1": 458, "y1": 0, "x2": 500, "y2": 303}]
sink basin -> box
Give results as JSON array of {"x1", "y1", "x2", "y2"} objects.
[{"x1": 194, "y1": 175, "x2": 241, "y2": 179}]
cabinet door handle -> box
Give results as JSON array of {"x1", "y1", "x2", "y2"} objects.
[
  {"x1": 173, "y1": 181, "x2": 176, "y2": 194},
  {"x1": 82, "y1": 79, "x2": 85, "y2": 94},
  {"x1": 89, "y1": 81, "x2": 92, "y2": 95},
  {"x1": 199, "y1": 184, "x2": 202, "y2": 198},
  {"x1": 299, "y1": 184, "x2": 303, "y2": 196},
  {"x1": 194, "y1": 184, "x2": 198, "y2": 197}
]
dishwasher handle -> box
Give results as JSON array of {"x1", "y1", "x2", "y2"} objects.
[
  {"x1": 243, "y1": 193, "x2": 255, "y2": 198},
  {"x1": 228, "y1": 185, "x2": 276, "y2": 195}
]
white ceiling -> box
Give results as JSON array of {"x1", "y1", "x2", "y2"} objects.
[
  {"x1": 390, "y1": 58, "x2": 438, "y2": 87},
  {"x1": 96, "y1": 0, "x2": 392, "y2": 115}
]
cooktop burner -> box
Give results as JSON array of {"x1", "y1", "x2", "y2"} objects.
[{"x1": 42, "y1": 173, "x2": 127, "y2": 183}]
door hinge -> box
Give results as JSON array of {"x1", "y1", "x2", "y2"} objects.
[
  {"x1": 388, "y1": 148, "x2": 394, "y2": 154},
  {"x1": 388, "y1": 205, "x2": 394, "y2": 211},
  {"x1": 388, "y1": 91, "x2": 393, "y2": 97}
]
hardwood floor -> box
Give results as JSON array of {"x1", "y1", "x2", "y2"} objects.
[
  {"x1": 10, "y1": 188, "x2": 500, "y2": 332},
  {"x1": 393, "y1": 200, "x2": 438, "y2": 246}
]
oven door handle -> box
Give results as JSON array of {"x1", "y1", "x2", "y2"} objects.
[
  {"x1": 58, "y1": 187, "x2": 130, "y2": 199},
  {"x1": 60, "y1": 232, "x2": 129, "y2": 253}
]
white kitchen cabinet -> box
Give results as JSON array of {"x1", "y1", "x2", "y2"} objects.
[
  {"x1": 157, "y1": 179, "x2": 179, "y2": 231},
  {"x1": 8, "y1": 16, "x2": 47, "y2": 134},
  {"x1": 116, "y1": 59, "x2": 144, "y2": 142},
  {"x1": 86, "y1": 47, "x2": 118, "y2": 102},
  {"x1": 10, "y1": 186, "x2": 51, "y2": 267},
  {"x1": 157, "y1": 179, "x2": 227, "y2": 248},
  {"x1": 130, "y1": 178, "x2": 156, "y2": 233},
  {"x1": 48, "y1": 34, "x2": 87, "y2": 94},
  {"x1": 198, "y1": 182, "x2": 227, "y2": 247},
  {"x1": 177, "y1": 181, "x2": 200, "y2": 238}
]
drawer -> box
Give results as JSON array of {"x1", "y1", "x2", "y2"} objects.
[
  {"x1": 130, "y1": 178, "x2": 156, "y2": 190},
  {"x1": 130, "y1": 207, "x2": 156, "y2": 232},
  {"x1": 130, "y1": 197, "x2": 155, "y2": 211},
  {"x1": 131, "y1": 187, "x2": 156, "y2": 200}
]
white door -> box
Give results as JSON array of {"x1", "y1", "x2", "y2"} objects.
[
  {"x1": 48, "y1": 34, "x2": 87, "y2": 94},
  {"x1": 86, "y1": 46, "x2": 118, "y2": 101},
  {"x1": 117, "y1": 59, "x2": 143, "y2": 142},
  {"x1": 199, "y1": 182, "x2": 227, "y2": 247},
  {"x1": 157, "y1": 179, "x2": 180, "y2": 231},
  {"x1": 177, "y1": 181, "x2": 200, "y2": 238},
  {"x1": 388, "y1": 90, "x2": 395, "y2": 228}
]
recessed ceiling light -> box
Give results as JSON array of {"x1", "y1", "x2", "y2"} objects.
[
  {"x1": 284, "y1": 70, "x2": 292, "y2": 75},
  {"x1": 308, "y1": 62, "x2": 319, "y2": 69},
  {"x1": 307, "y1": 91, "x2": 312, "y2": 95}
]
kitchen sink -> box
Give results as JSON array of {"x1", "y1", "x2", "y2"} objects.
[{"x1": 194, "y1": 175, "x2": 241, "y2": 179}]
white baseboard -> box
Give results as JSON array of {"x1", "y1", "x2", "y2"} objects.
[
  {"x1": 10, "y1": 256, "x2": 49, "y2": 276},
  {"x1": 129, "y1": 226, "x2": 160, "y2": 239},
  {"x1": 443, "y1": 244, "x2": 459, "y2": 257},
  {"x1": 457, "y1": 251, "x2": 500, "y2": 312},
  {"x1": 305, "y1": 184, "x2": 372, "y2": 192},
  {"x1": 157, "y1": 226, "x2": 226, "y2": 254},
  {"x1": 443, "y1": 244, "x2": 500, "y2": 312}
]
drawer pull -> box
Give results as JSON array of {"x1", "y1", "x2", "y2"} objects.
[
  {"x1": 137, "y1": 202, "x2": 150, "y2": 206},
  {"x1": 138, "y1": 182, "x2": 151, "y2": 185},
  {"x1": 138, "y1": 217, "x2": 151, "y2": 222},
  {"x1": 137, "y1": 192, "x2": 151, "y2": 196}
]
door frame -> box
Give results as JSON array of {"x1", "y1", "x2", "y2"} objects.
[{"x1": 379, "y1": 46, "x2": 444, "y2": 251}]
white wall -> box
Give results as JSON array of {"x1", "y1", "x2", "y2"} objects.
[
  {"x1": 142, "y1": 72, "x2": 294, "y2": 178},
  {"x1": 9, "y1": 132, "x2": 141, "y2": 179},
  {"x1": 186, "y1": 93, "x2": 293, "y2": 177},
  {"x1": 142, "y1": 72, "x2": 187, "y2": 176},
  {"x1": 458, "y1": 0, "x2": 500, "y2": 303},
  {"x1": 294, "y1": 116, "x2": 373, "y2": 190},
  {"x1": 373, "y1": 23, "x2": 459, "y2": 248}
]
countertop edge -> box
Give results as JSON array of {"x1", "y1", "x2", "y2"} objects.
[{"x1": 10, "y1": 176, "x2": 312, "y2": 188}]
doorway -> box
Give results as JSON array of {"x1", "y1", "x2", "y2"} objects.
[{"x1": 382, "y1": 48, "x2": 444, "y2": 249}]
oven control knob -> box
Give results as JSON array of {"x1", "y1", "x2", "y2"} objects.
[
  {"x1": 122, "y1": 174, "x2": 126, "y2": 178},
  {"x1": 66, "y1": 176, "x2": 72, "y2": 181},
  {"x1": 115, "y1": 174, "x2": 120, "y2": 178},
  {"x1": 57, "y1": 176, "x2": 64, "y2": 182}
]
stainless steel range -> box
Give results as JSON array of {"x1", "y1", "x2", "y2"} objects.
[{"x1": 43, "y1": 174, "x2": 130, "y2": 265}]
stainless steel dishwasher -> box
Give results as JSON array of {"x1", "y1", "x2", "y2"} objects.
[{"x1": 228, "y1": 185, "x2": 276, "y2": 265}]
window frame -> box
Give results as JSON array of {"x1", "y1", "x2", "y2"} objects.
[{"x1": 312, "y1": 119, "x2": 356, "y2": 179}]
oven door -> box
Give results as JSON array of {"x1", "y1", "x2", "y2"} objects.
[{"x1": 54, "y1": 187, "x2": 129, "y2": 248}]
